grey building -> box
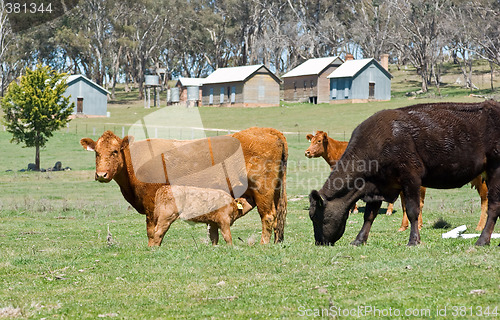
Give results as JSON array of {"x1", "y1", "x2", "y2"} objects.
[
  {"x1": 282, "y1": 56, "x2": 343, "y2": 104},
  {"x1": 65, "y1": 75, "x2": 110, "y2": 116},
  {"x1": 327, "y1": 58, "x2": 392, "y2": 102},
  {"x1": 201, "y1": 65, "x2": 281, "y2": 107}
]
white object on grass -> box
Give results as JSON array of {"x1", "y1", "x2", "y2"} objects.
[
  {"x1": 441, "y1": 225, "x2": 467, "y2": 239},
  {"x1": 441, "y1": 225, "x2": 500, "y2": 239}
]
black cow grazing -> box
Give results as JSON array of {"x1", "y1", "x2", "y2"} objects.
[{"x1": 309, "y1": 100, "x2": 500, "y2": 246}]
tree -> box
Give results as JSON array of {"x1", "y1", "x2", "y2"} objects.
[{"x1": 1, "y1": 64, "x2": 74, "y2": 170}]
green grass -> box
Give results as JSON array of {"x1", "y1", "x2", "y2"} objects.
[{"x1": 1, "y1": 68, "x2": 499, "y2": 319}]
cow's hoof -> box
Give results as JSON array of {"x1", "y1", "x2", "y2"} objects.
[
  {"x1": 406, "y1": 240, "x2": 420, "y2": 246},
  {"x1": 397, "y1": 226, "x2": 408, "y2": 232},
  {"x1": 350, "y1": 239, "x2": 365, "y2": 246},
  {"x1": 475, "y1": 239, "x2": 490, "y2": 246}
]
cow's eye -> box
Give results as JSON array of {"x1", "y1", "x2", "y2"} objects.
[
  {"x1": 112, "y1": 150, "x2": 119, "y2": 156},
  {"x1": 317, "y1": 140, "x2": 321, "y2": 143}
]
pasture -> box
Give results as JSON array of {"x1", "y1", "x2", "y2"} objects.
[{"x1": 0, "y1": 95, "x2": 499, "y2": 319}]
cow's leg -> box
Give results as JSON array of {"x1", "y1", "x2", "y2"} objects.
[
  {"x1": 147, "y1": 205, "x2": 178, "y2": 247},
  {"x1": 351, "y1": 201, "x2": 382, "y2": 246},
  {"x1": 474, "y1": 177, "x2": 488, "y2": 231},
  {"x1": 386, "y1": 202, "x2": 394, "y2": 215},
  {"x1": 259, "y1": 203, "x2": 277, "y2": 245},
  {"x1": 219, "y1": 222, "x2": 233, "y2": 245},
  {"x1": 476, "y1": 168, "x2": 500, "y2": 245},
  {"x1": 252, "y1": 190, "x2": 277, "y2": 244},
  {"x1": 351, "y1": 203, "x2": 359, "y2": 214},
  {"x1": 398, "y1": 193, "x2": 409, "y2": 232},
  {"x1": 208, "y1": 223, "x2": 219, "y2": 245},
  {"x1": 399, "y1": 188, "x2": 425, "y2": 231},
  {"x1": 402, "y1": 185, "x2": 422, "y2": 246}
]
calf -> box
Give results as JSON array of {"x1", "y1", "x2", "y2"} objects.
[
  {"x1": 150, "y1": 185, "x2": 253, "y2": 246},
  {"x1": 309, "y1": 100, "x2": 500, "y2": 246}
]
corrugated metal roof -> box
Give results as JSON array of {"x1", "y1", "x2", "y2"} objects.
[
  {"x1": 327, "y1": 58, "x2": 392, "y2": 79},
  {"x1": 66, "y1": 74, "x2": 110, "y2": 94},
  {"x1": 177, "y1": 77, "x2": 205, "y2": 87},
  {"x1": 203, "y1": 64, "x2": 278, "y2": 85},
  {"x1": 282, "y1": 56, "x2": 343, "y2": 78}
]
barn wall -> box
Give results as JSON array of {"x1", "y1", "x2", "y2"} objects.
[
  {"x1": 243, "y1": 73, "x2": 280, "y2": 106},
  {"x1": 201, "y1": 82, "x2": 244, "y2": 106},
  {"x1": 317, "y1": 65, "x2": 338, "y2": 103},
  {"x1": 65, "y1": 79, "x2": 107, "y2": 116},
  {"x1": 351, "y1": 63, "x2": 391, "y2": 100},
  {"x1": 330, "y1": 62, "x2": 391, "y2": 102},
  {"x1": 283, "y1": 75, "x2": 317, "y2": 103}
]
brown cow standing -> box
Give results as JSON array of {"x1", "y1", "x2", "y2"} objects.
[
  {"x1": 306, "y1": 131, "x2": 487, "y2": 231},
  {"x1": 81, "y1": 127, "x2": 288, "y2": 246},
  {"x1": 309, "y1": 101, "x2": 499, "y2": 246}
]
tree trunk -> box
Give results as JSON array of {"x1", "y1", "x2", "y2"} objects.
[
  {"x1": 490, "y1": 61, "x2": 494, "y2": 91},
  {"x1": 35, "y1": 137, "x2": 40, "y2": 171}
]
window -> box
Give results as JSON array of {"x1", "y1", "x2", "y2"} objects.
[
  {"x1": 209, "y1": 88, "x2": 213, "y2": 104},
  {"x1": 303, "y1": 81, "x2": 307, "y2": 90},
  {"x1": 220, "y1": 87, "x2": 224, "y2": 103},
  {"x1": 293, "y1": 81, "x2": 297, "y2": 92},
  {"x1": 310, "y1": 80, "x2": 314, "y2": 88},
  {"x1": 345, "y1": 79, "x2": 351, "y2": 98},
  {"x1": 369, "y1": 82, "x2": 375, "y2": 99},
  {"x1": 258, "y1": 85, "x2": 265, "y2": 100},
  {"x1": 331, "y1": 80, "x2": 337, "y2": 99},
  {"x1": 231, "y1": 86, "x2": 236, "y2": 103}
]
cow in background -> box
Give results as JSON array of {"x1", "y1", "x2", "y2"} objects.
[{"x1": 309, "y1": 101, "x2": 499, "y2": 246}]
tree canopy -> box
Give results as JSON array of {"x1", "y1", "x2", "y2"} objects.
[
  {"x1": 1, "y1": 64, "x2": 74, "y2": 170},
  {"x1": 1, "y1": 0, "x2": 499, "y2": 95}
]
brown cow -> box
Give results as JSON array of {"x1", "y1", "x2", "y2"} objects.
[
  {"x1": 306, "y1": 131, "x2": 487, "y2": 232},
  {"x1": 80, "y1": 127, "x2": 287, "y2": 246},
  {"x1": 309, "y1": 101, "x2": 500, "y2": 246},
  {"x1": 151, "y1": 185, "x2": 253, "y2": 246}
]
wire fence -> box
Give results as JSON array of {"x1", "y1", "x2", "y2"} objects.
[{"x1": 51, "y1": 122, "x2": 351, "y2": 143}]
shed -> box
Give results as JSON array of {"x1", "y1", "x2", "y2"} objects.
[
  {"x1": 327, "y1": 58, "x2": 392, "y2": 102},
  {"x1": 64, "y1": 75, "x2": 110, "y2": 116},
  {"x1": 175, "y1": 77, "x2": 205, "y2": 107},
  {"x1": 201, "y1": 65, "x2": 281, "y2": 107},
  {"x1": 282, "y1": 56, "x2": 343, "y2": 104}
]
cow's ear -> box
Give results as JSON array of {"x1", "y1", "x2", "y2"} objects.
[
  {"x1": 321, "y1": 131, "x2": 328, "y2": 139},
  {"x1": 121, "y1": 136, "x2": 134, "y2": 150},
  {"x1": 309, "y1": 190, "x2": 324, "y2": 208},
  {"x1": 306, "y1": 134, "x2": 313, "y2": 142},
  {"x1": 80, "y1": 138, "x2": 96, "y2": 152}
]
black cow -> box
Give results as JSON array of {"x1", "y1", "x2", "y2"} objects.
[{"x1": 309, "y1": 100, "x2": 500, "y2": 246}]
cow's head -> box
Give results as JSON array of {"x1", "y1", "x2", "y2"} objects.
[
  {"x1": 309, "y1": 190, "x2": 349, "y2": 245},
  {"x1": 80, "y1": 131, "x2": 131, "y2": 183},
  {"x1": 305, "y1": 131, "x2": 328, "y2": 158}
]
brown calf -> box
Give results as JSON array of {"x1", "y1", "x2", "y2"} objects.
[{"x1": 150, "y1": 185, "x2": 253, "y2": 246}]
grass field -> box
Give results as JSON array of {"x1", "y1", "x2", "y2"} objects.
[{"x1": 1, "y1": 75, "x2": 499, "y2": 319}]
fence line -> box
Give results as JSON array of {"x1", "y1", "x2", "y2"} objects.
[{"x1": 60, "y1": 121, "x2": 352, "y2": 142}]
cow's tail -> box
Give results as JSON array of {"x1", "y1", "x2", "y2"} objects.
[{"x1": 275, "y1": 131, "x2": 288, "y2": 243}]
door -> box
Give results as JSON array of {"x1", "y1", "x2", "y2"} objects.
[
  {"x1": 369, "y1": 82, "x2": 375, "y2": 99},
  {"x1": 77, "y1": 97, "x2": 83, "y2": 113}
]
